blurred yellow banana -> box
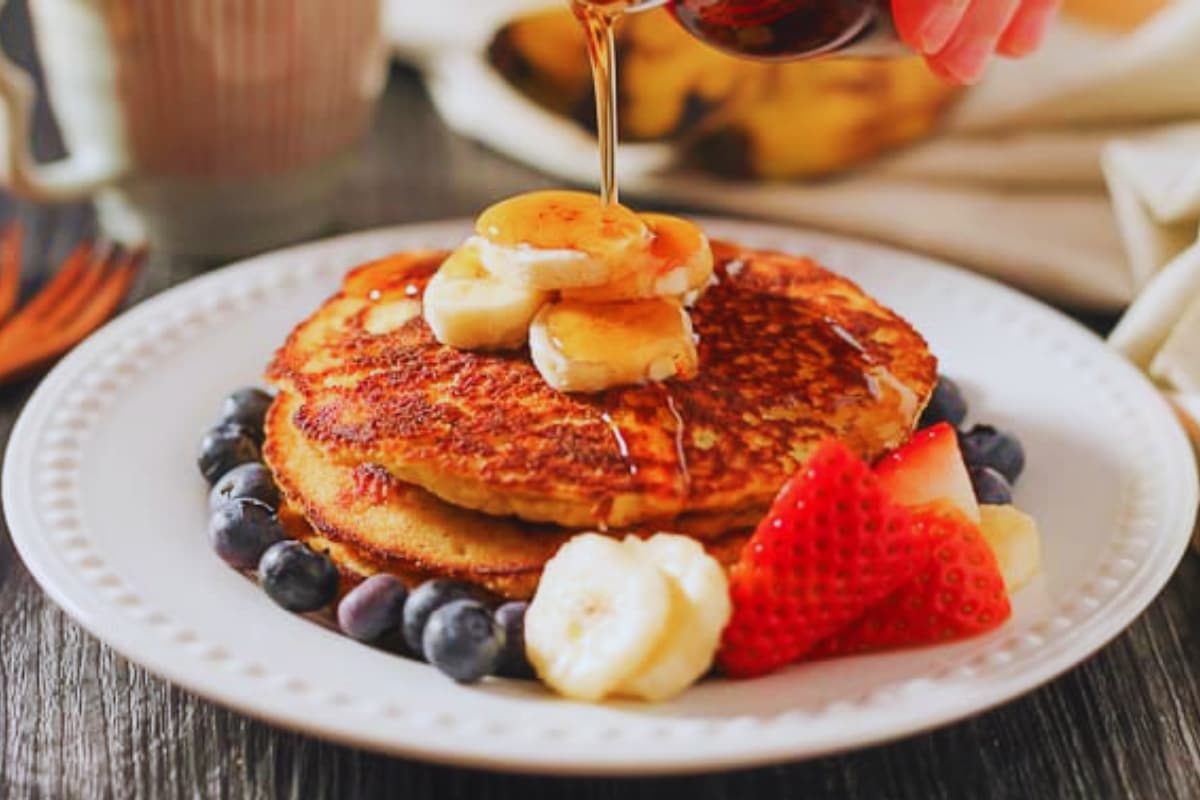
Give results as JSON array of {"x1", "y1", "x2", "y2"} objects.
[{"x1": 489, "y1": 8, "x2": 959, "y2": 180}]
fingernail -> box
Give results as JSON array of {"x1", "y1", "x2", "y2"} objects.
[
  {"x1": 999, "y1": 19, "x2": 1045, "y2": 56},
  {"x1": 944, "y1": 44, "x2": 990, "y2": 84},
  {"x1": 917, "y1": 3, "x2": 966, "y2": 53}
]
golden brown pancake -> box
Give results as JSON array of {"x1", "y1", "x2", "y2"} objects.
[
  {"x1": 265, "y1": 391, "x2": 751, "y2": 600},
  {"x1": 267, "y1": 242, "x2": 936, "y2": 529}
]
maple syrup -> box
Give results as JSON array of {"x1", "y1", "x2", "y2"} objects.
[
  {"x1": 571, "y1": 0, "x2": 628, "y2": 205},
  {"x1": 659, "y1": 384, "x2": 691, "y2": 492},
  {"x1": 826, "y1": 318, "x2": 919, "y2": 418}
]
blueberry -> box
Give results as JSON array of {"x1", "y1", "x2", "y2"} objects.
[
  {"x1": 208, "y1": 462, "x2": 280, "y2": 512},
  {"x1": 402, "y1": 579, "x2": 493, "y2": 658},
  {"x1": 209, "y1": 497, "x2": 285, "y2": 569},
  {"x1": 217, "y1": 387, "x2": 273, "y2": 442},
  {"x1": 919, "y1": 375, "x2": 968, "y2": 429},
  {"x1": 422, "y1": 599, "x2": 505, "y2": 684},
  {"x1": 337, "y1": 574, "x2": 408, "y2": 642},
  {"x1": 258, "y1": 540, "x2": 339, "y2": 613},
  {"x1": 197, "y1": 424, "x2": 260, "y2": 485},
  {"x1": 494, "y1": 601, "x2": 534, "y2": 679},
  {"x1": 959, "y1": 424, "x2": 1025, "y2": 483},
  {"x1": 969, "y1": 465, "x2": 1014, "y2": 506}
]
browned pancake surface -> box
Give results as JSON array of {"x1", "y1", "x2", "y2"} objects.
[
  {"x1": 267, "y1": 242, "x2": 936, "y2": 528},
  {"x1": 265, "y1": 392, "x2": 750, "y2": 600}
]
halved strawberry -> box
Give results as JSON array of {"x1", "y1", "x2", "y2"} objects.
[
  {"x1": 717, "y1": 440, "x2": 934, "y2": 679},
  {"x1": 875, "y1": 423, "x2": 980, "y2": 523},
  {"x1": 814, "y1": 503, "x2": 1011, "y2": 657}
]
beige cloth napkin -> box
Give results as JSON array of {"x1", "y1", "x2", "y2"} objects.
[
  {"x1": 1105, "y1": 126, "x2": 1200, "y2": 455},
  {"x1": 387, "y1": 1, "x2": 1200, "y2": 309}
]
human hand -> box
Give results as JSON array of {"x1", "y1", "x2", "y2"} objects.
[{"x1": 892, "y1": 0, "x2": 1062, "y2": 83}]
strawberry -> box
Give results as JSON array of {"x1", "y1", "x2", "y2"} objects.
[
  {"x1": 717, "y1": 440, "x2": 934, "y2": 679},
  {"x1": 875, "y1": 422, "x2": 980, "y2": 523},
  {"x1": 814, "y1": 503, "x2": 1011, "y2": 657}
]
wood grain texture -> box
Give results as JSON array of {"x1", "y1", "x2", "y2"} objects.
[{"x1": 1, "y1": 3, "x2": 1198, "y2": 797}]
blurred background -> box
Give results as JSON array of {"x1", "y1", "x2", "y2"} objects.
[{"x1": 0, "y1": 1, "x2": 1178, "y2": 267}]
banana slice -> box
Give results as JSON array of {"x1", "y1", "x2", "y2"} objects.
[
  {"x1": 618, "y1": 534, "x2": 731, "y2": 702},
  {"x1": 422, "y1": 246, "x2": 548, "y2": 350},
  {"x1": 562, "y1": 214, "x2": 715, "y2": 303},
  {"x1": 529, "y1": 298, "x2": 699, "y2": 393},
  {"x1": 525, "y1": 533, "x2": 673, "y2": 702},
  {"x1": 474, "y1": 191, "x2": 650, "y2": 290},
  {"x1": 979, "y1": 505, "x2": 1043, "y2": 593}
]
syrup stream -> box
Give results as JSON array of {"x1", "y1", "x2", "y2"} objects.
[
  {"x1": 573, "y1": 1, "x2": 625, "y2": 205},
  {"x1": 574, "y1": 1, "x2": 695, "y2": 510}
]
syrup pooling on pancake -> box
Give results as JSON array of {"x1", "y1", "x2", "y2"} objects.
[{"x1": 425, "y1": 190, "x2": 715, "y2": 393}]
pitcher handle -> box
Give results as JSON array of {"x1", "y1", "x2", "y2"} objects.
[{"x1": 0, "y1": 0, "x2": 126, "y2": 200}]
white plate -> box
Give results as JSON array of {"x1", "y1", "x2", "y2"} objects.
[{"x1": 5, "y1": 219, "x2": 1197, "y2": 776}]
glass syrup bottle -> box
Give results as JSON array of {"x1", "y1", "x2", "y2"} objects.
[{"x1": 666, "y1": 0, "x2": 902, "y2": 60}]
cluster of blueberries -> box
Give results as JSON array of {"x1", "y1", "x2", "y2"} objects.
[
  {"x1": 198, "y1": 388, "x2": 532, "y2": 684},
  {"x1": 919, "y1": 375, "x2": 1026, "y2": 503}
]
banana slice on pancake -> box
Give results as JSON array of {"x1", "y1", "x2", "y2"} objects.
[
  {"x1": 474, "y1": 191, "x2": 651, "y2": 290},
  {"x1": 528, "y1": 297, "x2": 699, "y2": 393},
  {"x1": 422, "y1": 246, "x2": 548, "y2": 351},
  {"x1": 562, "y1": 213, "x2": 714, "y2": 303}
]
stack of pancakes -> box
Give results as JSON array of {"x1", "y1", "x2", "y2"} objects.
[{"x1": 264, "y1": 242, "x2": 937, "y2": 600}]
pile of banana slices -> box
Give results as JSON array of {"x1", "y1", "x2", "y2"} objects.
[{"x1": 423, "y1": 191, "x2": 714, "y2": 393}]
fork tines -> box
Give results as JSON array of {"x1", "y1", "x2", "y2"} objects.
[{"x1": 0, "y1": 222, "x2": 144, "y2": 385}]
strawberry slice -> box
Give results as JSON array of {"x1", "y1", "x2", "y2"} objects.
[
  {"x1": 717, "y1": 440, "x2": 934, "y2": 679},
  {"x1": 814, "y1": 503, "x2": 1011, "y2": 657},
  {"x1": 875, "y1": 423, "x2": 980, "y2": 523}
]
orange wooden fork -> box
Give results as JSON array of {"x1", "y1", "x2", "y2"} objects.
[{"x1": 0, "y1": 223, "x2": 143, "y2": 385}]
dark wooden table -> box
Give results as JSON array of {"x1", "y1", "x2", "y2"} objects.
[{"x1": 3, "y1": 5, "x2": 1200, "y2": 798}]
